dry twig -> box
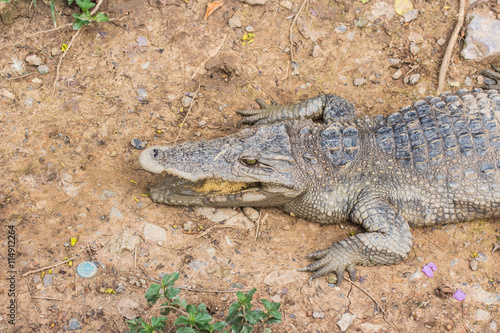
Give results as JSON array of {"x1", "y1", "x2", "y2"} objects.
[
  {"x1": 22, "y1": 256, "x2": 79, "y2": 276},
  {"x1": 437, "y1": 0, "x2": 466, "y2": 94},
  {"x1": 174, "y1": 82, "x2": 201, "y2": 144},
  {"x1": 289, "y1": 0, "x2": 308, "y2": 63},
  {"x1": 345, "y1": 277, "x2": 387, "y2": 317}
]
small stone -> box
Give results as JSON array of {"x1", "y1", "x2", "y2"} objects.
[
  {"x1": 392, "y1": 69, "x2": 403, "y2": 80},
  {"x1": 337, "y1": 312, "x2": 356, "y2": 331},
  {"x1": 56, "y1": 284, "x2": 66, "y2": 293},
  {"x1": 182, "y1": 95, "x2": 193, "y2": 107},
  {"x1": 475, "y1": 252, "x2": 488, "y2": 262},
  {"x1": 43, "y1": 274, "x2": 53, "y2": 287},
  {"x1": 243, "y1": 207, "x2": 260, "y2": 222},
  {"x1": 31, "y1": 77, "x2": 43, "y2": 84},
  {"x1": 335, "y1": 25, "x2": 347, "y2": 34},
  {"x1": 464, "y1": 76, "x2": 473, "y2": 87},
  {"x1": 68, "y1": 318, "x2": 82, "y2": 331},
  {"x1": 469, "y1": 259, "x2": 478, "y2": 271},
  {"x1": 312, "y1": 44, "x2": 323, "y2": 58},
  {"x1": 437, "y1": 38, "x2": 446, "y2": 46},
  {"x1": 489, "y1": 321, "x2": 497, "y2": 332},
  {"x1": 353, "y1": 78, "x2": 366, "y2": 86},
  {"x1": 245, "y1": 25, "x2": 254, "y2": 33},
  {"x1": 410, "y1": 42, "x2": 420, "y2": 55},
  {"x1": 280, "y1": 0, "x2": 292, "y2": 9},
  {"x1": 110, "y1": 151, "x2": 117, "y2": 157},
  {"x1": 143, "y1": 223, "x2": 167, "y2": 242},
  {"x1": 447, "y1": 80, "x2": 460, "y2": 88},
  {"x1": 461, "y1": 14, "x2": 500, "y2": 60},
  {"x1": 74, "y1": 145, "x2": 83, "y2": 154},
  {"x1": 110, "y1": 206, "x2": 124, "y2": 221},
  {"x1": 450, "y1": 259, "x2": 460, "y2": 267},
  {"x1": 313, "y1": 312, "x2": 324, "y2": 319},
  {"x1": 409, "y1": 270, "x2": 423, "y2": 281},
  {"x1": 228, "y1": 17, "x2": 242, "y2": 28},
  {"x1": 408, "y1": 31, "x2": 424, "y2": 43},
  {"x1": 24, "y1": 97, "x2": 34, "y2": 107},
  {"x1": 51, "y1": 47, "x2": 62, "y2": 56},
  {"x1": 188, "y1": 259, "x2": 208, "y2": 271},
  {"x1": 409, "y1": 74, "x2": 421, "y2": 85},
  {"x1": 26, "y1": 54, "x2": 43, "y2": 66},
  {"x1": 157, "y1": 240, "x2": 164, "y2": 247},
  {"x1": 136, "y1": 88, "x2": 147, "y2": 97},
  {"x1": 137, "y1": 36, "x2": 148, "y2": 46},
  {"x1": 271, "y1": 294, "x2": 281, "y2": 303},
  {"x1": 291, "y1": 62, "x2": 300, "y2": 76},
  {"x1": 183, "y1": 221, "x2": 195, "y2": 232},
  {"x1": 389, "y1": 58, "x2": 401, "y2": 65},
  {"x1": 130, "y1": 138, "x2": 146, "y2": 150},
  {"x1": 198, "y1": 120, "x2": 207, "y2": 128},
  {"x1": 474, "y1": 309, "x2": 491, "y2": 322},
  {"x1": 403, "y1": 9, "x2": 418, "y2": 23},
  {"x1": 241, "y1": 0, "x2": 267, "y2": 5},
  {"x1": 37, "y1": 65, "x2": 49, "y2": 75}
]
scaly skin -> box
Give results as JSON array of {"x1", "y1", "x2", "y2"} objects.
[{"x1": 140, "y1": 87, "x2": 500, "y2": 285}]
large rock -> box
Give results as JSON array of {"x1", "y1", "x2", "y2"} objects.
[{"x1": 461, "y1": 14, "x2": 500, "y2": 60}]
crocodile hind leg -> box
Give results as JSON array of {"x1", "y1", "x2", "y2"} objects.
[
  {"x1": 480, "y1": 64, "x2": 500, "y2": 89},
  {"x1": 299, "y1": 195, "x2": 413, "y2": 285},
  {"x1": 238, "y1": 94, "x2": 357, "y2": 125}
]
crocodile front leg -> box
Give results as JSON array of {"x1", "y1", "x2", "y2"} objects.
[
  {"x1": 299, "y1": 193, "x2": 413, "y2": 284},
  {"x1": 238, "y1": 94, "x2": 357, "y2": 125}
]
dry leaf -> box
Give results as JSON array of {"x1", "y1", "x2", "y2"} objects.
[
  {"x1": 394, "y1": 0, "x2": 413, "y2": 16},
  {"x1": 205, "y1": 0, "x2": 224, "y2": 20}
]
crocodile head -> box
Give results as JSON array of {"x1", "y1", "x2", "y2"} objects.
[{"x1": 139, "y1": 123, "x2": 305, "y2": 207}]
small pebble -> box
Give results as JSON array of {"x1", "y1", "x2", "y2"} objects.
[
  {"x1": 157, "y1": 240, "x2": 164, "y2": 247},
  {"x1": 353, "y1": 78, "x2": 366, "y2": 87},
  {"x1": 437, "y1": 38, "x2": 446, "y2": 46},
  {"x1": 37, "y1": 65, "x2": 50, "y2": 75},
  {"x1": 403, "y1": 9, "x2": 419, "y2": 23},
  {"x1": 228, "y1": 17, "x2": 242, "y2": 28},
  {"x1": 136, "y1": 88, "x2": 147, "y2": 98},
  {"x1": 313, "y1": 311, "x2": 324, "y2": 319},
  {"x1": 469, "y1": 259, "x2": 478, "y2": 271},
  {"x1": 291, "y1": 62, "x2": 300, "y2": 76},
  {"x1": 410, "y1": 43, "x2": 419, "y2": 56},
  {"x1": 409, "y1": 74, "x2": 421, "y2": 85},
  {"x1": 110, "y1": 151, "x2": 117, "y2": 157},
  {"x1": 51, "y1": 47, "x2": 62, "y2": 56},
  {"x1": 198, "y1": 120, "x2": 207, "y2": 128},
  {"x1": 26, "y1": 54, "x2": 43, "y2": 66},
  {"x1": 24, "y1": 97, "x2": 34, "y2": 107},
  {"x1": 137, "y1": 36, "x2": 148, "y2": 46},
  {"x1": 312, "y1": 44, "x2": 323, "y2": 58},
  {"x1": 43, "y1": 274, "x2": 53, "y2": 287},
  {"x1": 68, "y1": 318, "x2": 82, "y2": 331},
  {"x1": 182, "y1": 96, "x2": 193, "y2": 107},
  {"x1": 130, "y1": 138, "x2": 146, "y2": 150},
  {"x1": 31, "y1": 77, "x2": 43, "y2": 84},
  {"x1": 464, "y1": 76, "x2": 473, "y2": 87},
  {"x1": 280, "y1": 0, "x2": 292, "y2": 9},
  {"x1": 391, "y1": 69, "x2": 403, "y2": 80},
  {"x1": 245, "y1": 26, "x2": 254, "y2": 33},
  {"x1": 335, "y1": 25, "x2": 347, "y2": 34}
]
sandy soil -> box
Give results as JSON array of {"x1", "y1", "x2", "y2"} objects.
[{"x1": 0, "y1": 0, "x2": 499, "y2": 332}]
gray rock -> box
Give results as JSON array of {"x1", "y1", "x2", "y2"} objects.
[
  {"x1": 461, "y1": 14, "x2": 500, "y2": 60},
  {"x1": 98, "y1": 190, "x2": 117, "y2": 201},
  {"x1": 24, "y1": 97, "x2": 34, "y2": 107},
  {"x1": 43, "y1": 274, "x2": 53, "y2": 287},
  {"x1": 143, "y1": 223, "x2": 167, "y2": 242},
  {"x1": 391, "y1": 69, "x2": 403, "y2": 80},
  {"x1": 291, "y1": 62, "x2": 300, "y2": 76},
  {"x1": 450, "y1": 259, "x2": 460, "y2": 266},
  {"x1": 464, "y1": 76, "x2": 473, "y2": 87},
  {"x1": 313, "y1": 311, "x2": 324, "y2": 319},
  {"x1": 243, "y1": 207, "x2": 260, "y2": 222},
  {"x1": 26, "y1": 54, "x2": 43, "y2": 66},
  {"x1": 108, "y1": 230, "x2": 142, "y2": 255},
  {"x1": 68, "y1": 318, "x2": 82, "y2": 331},
  {"x1": 403, "y1": 9, "x2": 419, "y2": 23},
  {"x1": 410, "y1": 42, "x2": 420, "y2": 55},
  {"x1": 228, "y1": 17, "x2": 242, "y2": 28},
  {"x1": 51, "y1": 47, "x2": 61, "y2": 56},
  {"x1": 263, "y1": 270, "x2": 301, "y2": 286},
  {"x1": 474, "y1": 309, "x2": 491, "y2": 322},
  {"x1": 437, "y1": 38, "x2": 446, "y2": 46},
  {"x1": 489, "y1": 321, "x2": 497, "y2": 332},
  {"x1": 136, "y1": 88, "x2": 147, "y2": 97},
  {"x1": 353, "y1": 78, "x2": 366, "y2": 87},
  {"x1": 110, "y1": 206, "x2": 124, "y2": 221},
  {"x1": 475, "y1": 252, "x2": 488, "y2": 262},
  {"x1": 183, "y1": 221, "x2": 195, "y2": 232},
  {"x1": 137, "y1": 36, "x2": 148, "y2": 46},
  {"x1": 245, "y1": 26, "x2": 254, "y2": 33},
  {"x1": 181, "y1": 95, "x2": 193, "y2": 107},
  {"x1": 409, "y1": 74, "x2": 421, "y2": 85},
  {"x1": 130, "y1": 138, "x2": 146, "y2": 150},
  {"x1": 470, "y1": 259, "x2": 478, "y2": 271},
  {"x1": 337, "y1": 312, "x2": 356, "y2": 331},
  {"x1": 335, "y1": 25, "x2": 347, "y2": 34},
  {"x1": 37, "y1": 65, "x2": 49, "y2": 75}
]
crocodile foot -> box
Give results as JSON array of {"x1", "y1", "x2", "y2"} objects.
[{"x1": 298, "y1": 243, "x2": 361, "y2": 286}]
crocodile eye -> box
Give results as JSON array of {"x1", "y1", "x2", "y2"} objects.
[
  {"x1": 242, "y1": 158, "x2": 257, "y2": 166},
  {"x1": 152, "y1": 149, "x2": 160, "y2": 159}
]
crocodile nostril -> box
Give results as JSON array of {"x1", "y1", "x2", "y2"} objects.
[{"x1": 152, "y1": 149, "x2": 160, "y2": 159}]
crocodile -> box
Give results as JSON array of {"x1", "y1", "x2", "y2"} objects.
[{"x1": 139, "y1": 87, "x2": 500, "y2": 284}]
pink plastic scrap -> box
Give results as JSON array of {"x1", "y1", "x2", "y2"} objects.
[
  {"x1": 422, "y1": 262, "x2": 438, "y2": 277},
  {"x1": 453, "y1": 290, "x2": 466, "y2": 301}
]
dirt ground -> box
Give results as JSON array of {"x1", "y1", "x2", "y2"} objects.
[{"x1": 1, "y1": 0, "x2": 499, "y2": 332}]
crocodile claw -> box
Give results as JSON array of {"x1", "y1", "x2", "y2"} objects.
[{"x1": 298, "y1": 248, "x2": 357, "y2": 286}]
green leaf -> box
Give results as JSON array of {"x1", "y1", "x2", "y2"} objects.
[
  {"x1": 226, "y1": 302, "x2": 242, "y2": 321},
  {"x1": 195, "y1": 313, "x2": 212, "y2": 325},
  {"x1": 76, "y1": 0, "x2": 95, "y2": 12},
  {"x1": 159, "y1": 302, "x2": 171, "y2": 316},
  {"x1": 266, "y1": 317, "x2": 281, "y2": 324},
  {"x1": 93, "y1": 12, "x2": 109, "y2": 22},
  {"x1": 162, "y1": 272, "x2": 180, "y2": 286},
  {"x1": 212, "y1": 322, "x2": 227, "y2": 331},
  {"x1": 240, "y1": 324, "x2": 253, "y2": 333},
  {"x1": 197, "y1": 303, "x2": 208, "y2": 314},
  {"x1": 176, "y1": 328, "x2": 196, "y2": 333},
  {"x1": 151, "y1": 316, "x2": 167, "y2": 330},
  {"x1": 172, "y1": 298, "x2": 187, "y2": 309},
  {"x1": 145, "y1": 284, "x2": 162, "y2": 304},
  {"x1": 72, "y1": 18, "x2": 88, "y2": 30},
  {"x1": 0, "y1": 0, "x2": 11, "y2": 3},
  {"x1": 174, "y1": 316, "x2": 191, "y2": 326},
  {"x1": 127, "y1": 318, "x2": 145, "y2": 333},
  {"x1": 268, "y1": 309, "x2": 281, "y2": 320},
  {"x1": 165, "y1": 286, "x2": 181, "y2": 299},
  {"x1": 68, "y1": 0, "x2": 75, "y2": 5},
  {"x1": 245, "y1": 310, "x2": 266, "y2": 325}
]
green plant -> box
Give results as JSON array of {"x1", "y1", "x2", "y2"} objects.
[
  {"x1": 128, "y1": 272, "x2": 281, "y2": 333},
  {"x1": 69, "y1": 0, "x2": 108, "y2": 30}
]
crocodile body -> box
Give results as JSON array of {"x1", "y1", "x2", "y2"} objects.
[{"x1": 139, "y1": 89, "x2": 500, "y2": 284}]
